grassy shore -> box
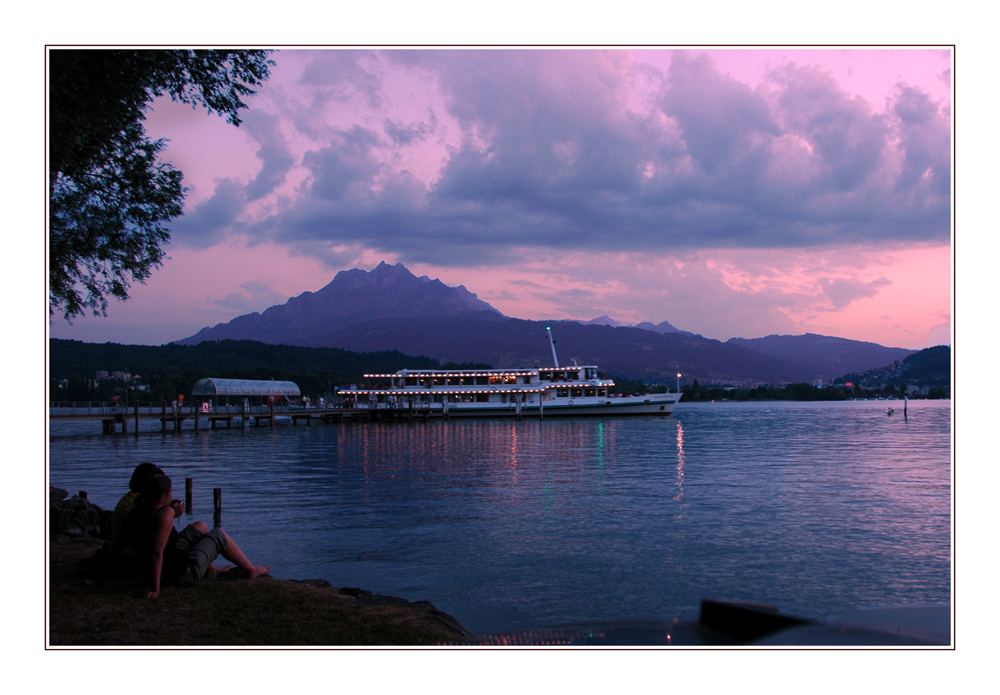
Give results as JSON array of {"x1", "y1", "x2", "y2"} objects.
[{"x1": 48, "y1": 534, "x2": 471, "y2": 646}]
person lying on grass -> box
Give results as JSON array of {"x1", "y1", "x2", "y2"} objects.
[{"x1": 127, "y1": 474, "x2": 270, "y2": 598}]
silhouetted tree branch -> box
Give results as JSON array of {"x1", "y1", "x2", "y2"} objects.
[{"x1": 49, "y1": 49, "x2": 274, "y2": 320}]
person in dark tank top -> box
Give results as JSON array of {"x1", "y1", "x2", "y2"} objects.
[{"x1": 127, "y1": 474, "x2": 271, "y2": 598}]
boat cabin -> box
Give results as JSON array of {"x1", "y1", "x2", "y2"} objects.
[{"x1": 353, "y1": 367, "x2": 614, "y2": 405}]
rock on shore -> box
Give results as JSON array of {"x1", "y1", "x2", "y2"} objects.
[{"x1": 50, "y1": 487, "x2": 112, "y2": 538}]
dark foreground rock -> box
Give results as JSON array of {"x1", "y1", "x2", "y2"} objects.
[{"x1": 50, "y1": 487, "x2": 112, "y2": 538}]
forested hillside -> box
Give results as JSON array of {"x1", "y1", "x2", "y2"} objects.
[{"x1": 49, "y1": 339, "x2": 486, "y2": 401}]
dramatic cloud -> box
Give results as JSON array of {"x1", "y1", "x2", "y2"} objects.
[
  {"x1": 169, "y1": 177, "x2": 246, "y2": 249},
  {"x1": 53, "y1": 48, "x2": 952, "y2": 348},
  {"x1": 241, "y1": 111, "x2": 295, "y2": 202},
  {"x1": 173, "y1": 49, "x2": 949, "y2": 267}
]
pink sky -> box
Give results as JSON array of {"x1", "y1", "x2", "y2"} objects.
[{"x1": 49, "y1": 47, "x2": 952, "y2": 349}]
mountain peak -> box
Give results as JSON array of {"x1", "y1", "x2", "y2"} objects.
[
  {"x1": 582, "y1": 315, "x2": 620, "y2": 327},
  {"x1": 176, "y1": 263, "x2": 503, "y2": 345}
]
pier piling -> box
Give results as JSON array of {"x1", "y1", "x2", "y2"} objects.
[{"x1": 213, "y1": 487, "x2": 222, "y2": 527}]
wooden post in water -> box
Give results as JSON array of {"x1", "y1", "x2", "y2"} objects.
[
  {"x1": 269, "y1": 399, "x2": 274, "y2": 428},
  {"x1": 134, "y1": 402, "x2": 139, "y2": 436},
  {"x1": 185, "y1": 478, "x2": 193, "y2": 511},
  {"x1": 241, "y1": 400, "x2": 247, "y2": 431},
  {"x1": 161, "y1": 399, "x2": 167, "y2": 434},
  {"x1": 213, "y1": 487, "x2": 222, "y2": 527}
]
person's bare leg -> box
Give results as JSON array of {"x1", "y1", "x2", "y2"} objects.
[
  {"x1": 204, "y1": 564, "x2": 234, "y2": 579},
  {"x1": 219, "y1": 530, "x2": 270, "y2": 578}
]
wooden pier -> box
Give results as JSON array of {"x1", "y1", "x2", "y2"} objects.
[{"x1": 49, "y1": 400, "x2": 437, "y2": 435}]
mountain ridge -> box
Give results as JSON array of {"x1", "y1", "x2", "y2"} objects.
[
  {"x1": 726, "y1": 333, "x2": 916, "y2": 379},
  {"x1": 178, "y1": 261, "x2": 502, "y2": 346},
  {"x1": 174, "y1": 263, "x2": 927, "y2": 383},
  {"x1": 574, "y1": 316, "x2": 693, "y2": 336}
]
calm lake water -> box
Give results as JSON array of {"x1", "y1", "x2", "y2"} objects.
[{"x1": 48, "y1": 400, "x2": 952, "y2": 636}]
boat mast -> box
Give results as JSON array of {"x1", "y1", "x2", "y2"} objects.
[{"x1": 546, "y1": 326, "x2": 560, "y2": 368}]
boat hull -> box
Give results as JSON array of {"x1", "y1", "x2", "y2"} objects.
[{"x1": 387, "y1": 394, "x2": 680, "y2": 419}]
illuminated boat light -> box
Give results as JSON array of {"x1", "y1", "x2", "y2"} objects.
[{"x1": 343, "y1": 329, "x2": 676, "y2": 417}]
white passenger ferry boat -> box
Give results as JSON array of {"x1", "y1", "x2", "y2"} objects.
[{"x1": 349, "y1": 328, "x2": 681, "y2": 418}]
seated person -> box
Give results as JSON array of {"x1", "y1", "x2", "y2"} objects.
[
  {"x1": 111, "y1": 462, "x2": 163, "y2": 550},
  {"x1": 126, "y1": 474, "x2": 270, "y2": 598}
]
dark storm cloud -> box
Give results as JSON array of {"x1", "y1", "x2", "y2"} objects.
[
  {"x1": 241, "y1": 111, "x2": 295, "y2": 202},
  {"x1": 660, "y1": 52, "x2": 781, "y2": 175},
  {"x1": 170, "y1": 177, "x2": 246, "y2": 249},
  {"x1": 384, "y1": 115, "x2": 436, "y2": 147},
  {"x1": 891, "y1": 84, "x2": 951, "y2": 198},
  {"x1": 771, "y1": 64, "x2": 889, "y2": 192},
  {"x1": 302, "y1": 126, "x2": 383, "y2": 203},
  {"x1": 299, "y1": 50, "x2": 384, "y2": 109},
  {"x1": 185, "y1": 50, "x2": 952, "y2": 264}
]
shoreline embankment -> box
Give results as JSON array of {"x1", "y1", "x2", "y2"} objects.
[{"x1": 48, "y1": 488, "x2": 471, "y2": 646}]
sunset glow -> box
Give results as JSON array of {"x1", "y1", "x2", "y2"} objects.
[{"x1": 48, "y1": 47, "x2": 953, "y2": 349}]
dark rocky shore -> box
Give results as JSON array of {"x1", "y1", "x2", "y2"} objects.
[{"x1": 48, "y1": 488, "x2": 471, "y2": 645}]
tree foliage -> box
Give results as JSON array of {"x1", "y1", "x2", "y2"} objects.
[
  {"x1": 49, "y1": 49, "x2": 274, "y2": 320},
  {"x1": 48, "y1": 338, "x2": 488, "y2": 401}
]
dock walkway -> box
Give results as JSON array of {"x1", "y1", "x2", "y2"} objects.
[{"x1": 49, "y1": 401, "x2": 436, "y2": 434}]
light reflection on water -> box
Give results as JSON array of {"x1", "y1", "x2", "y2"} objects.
[{"x1": 48, "y1": 400, "x2": 951, "y2": 635}]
